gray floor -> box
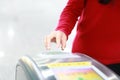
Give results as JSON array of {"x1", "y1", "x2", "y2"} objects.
[{"x1": 0, "y1": 0, "x2": 76, "y2": 80}]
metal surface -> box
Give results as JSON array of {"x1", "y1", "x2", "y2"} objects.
[{"x1": 16, "y1": 52, "x2": 120, "y2": 80}]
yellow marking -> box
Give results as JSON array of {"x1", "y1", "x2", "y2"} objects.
[{"x1": 46, "y1": 62, "x2": 91, "y2": 68}]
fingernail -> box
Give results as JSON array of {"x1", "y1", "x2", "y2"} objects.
[{"x1": 61, "y1": 46, "x2": 64, "y2": 50}]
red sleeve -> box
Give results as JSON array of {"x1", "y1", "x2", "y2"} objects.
[{"x1": 55, "y1": 0, "x2": 85, "y2": 37}]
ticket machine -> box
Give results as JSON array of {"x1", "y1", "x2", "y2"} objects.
[{"x1": 15, "y1": 52, "x2": 120, "y2": 80}]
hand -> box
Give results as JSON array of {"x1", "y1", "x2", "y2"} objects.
[{"x1": 44, "y1": 30, "x2": 67, "y2": 50}]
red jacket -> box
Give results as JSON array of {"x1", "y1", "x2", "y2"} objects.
[{"x1": 56, "y1": 0, "x2": 120, "y2": 65}]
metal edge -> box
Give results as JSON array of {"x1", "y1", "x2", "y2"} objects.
[{"x1": 15, "y1": 55, "x2": 44, "y2": 80}]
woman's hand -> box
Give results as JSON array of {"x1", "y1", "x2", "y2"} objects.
[{"x1": 44, "y1": 30, "x2": 67, "y2": 50}]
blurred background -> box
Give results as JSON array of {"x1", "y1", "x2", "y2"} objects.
[{"x1": 0, "y1": 0, "x2": 77, "y2": 80}]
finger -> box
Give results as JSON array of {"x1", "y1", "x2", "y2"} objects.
[
  {"x1": 44, "y1": 35, "x2": 52, "y2": 50},
  {"x1": 45, "y1": 35, "x2": 54, "y2": 50},
  {"x1": 56, "y1": 33, "x2": 61, "y2": 48},
  {"x1": 61, "y1": 35, "x2": 67, "y2": 50}
]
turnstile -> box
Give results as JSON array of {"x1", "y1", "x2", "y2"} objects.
[{"x1": 15, "y1": 52, "x2": 120, "y2": 80}]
